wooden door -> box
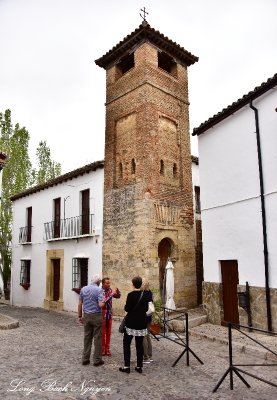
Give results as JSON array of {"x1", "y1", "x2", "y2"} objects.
[
  {"x1": 81, "y1": 189, "x2": 90, "y2": 235},
  {"x1": 221, "y1": 260, "x2": 239, "y2": 324},
  {"x1": 26, "y1": 207, "x2": 32, "y2": 242},
  {"x1": 53, "y1": 259, "x2": 60, "y2": 301},
  {"x1": 54, "y1": 198, "x2": 61, "y2": 238}
]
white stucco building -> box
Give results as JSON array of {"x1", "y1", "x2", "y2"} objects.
[
  {"x1": 193, "y1": 73, "x2": 277, "y2": 331},
  {"x1": 10, "y1": 161, "x2": 104, "y2": 312},
  {"x1": 10, "y1": 157, "x2": 201, "y2": 312}
]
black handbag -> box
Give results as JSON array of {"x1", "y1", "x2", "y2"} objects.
[
  {"x1": 118, "y1": 316, "x2": 126, "y2": 333},
  {"x1": 118, "y1": 291, "x2": 144, "y2": 333}
]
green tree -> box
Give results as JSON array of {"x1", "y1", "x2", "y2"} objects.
[
  {"x1": 0, "y1": 110, "x2": 61, "y2": 299},
  {"x1": 35, "y1": 140, "x2": 61, "y2": 184}
]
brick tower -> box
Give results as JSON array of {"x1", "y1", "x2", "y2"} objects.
[{"x1": 95, "y1": 21, "x2": 199, "y2": 313}]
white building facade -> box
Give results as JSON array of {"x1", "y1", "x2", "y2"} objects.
[
  {"x1": 193, "y1": 74, "x2": 277, "y2": 331},
  {"x1": 11, "y1": 161, "x2": 104, "y2": 312},
  {"x1": 10, "y1": 157, "x2": 201, "y2": 312}
]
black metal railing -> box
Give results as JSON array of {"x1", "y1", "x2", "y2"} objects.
[
  {"x1": 19, "y1": 226, "x2": 32, "y2": 243},
  {"x1": 150, "y1": 307, "x2": 204, "y2": 367},
  {"x1": 213, "y1": 322, "x2": 277, "y2": 392},
  {"x1": 44, "y1": 214, "x2": 95, "y2": 240}
]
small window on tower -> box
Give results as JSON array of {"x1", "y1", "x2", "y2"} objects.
[
  {"x1": 173, "y1": 163, "x2": 177, "y2": 177},
  {"x1": 131, "y1": 158, "x2": 136, "y2": 174},
  {"x1": 195, "y1": 186, "x2": 201, "y2": 213},
  {"x1": 160, "y1": 160, "x2": 165, "y2": 176},
  {"x1": 117, "y1": 53, "x2": 135, "y2": 76},
  {"x1": 158, "y1": 51, "x2": 177, "y2": 77},
  {"x1": 119, "y1": 162, "x2": 123, "y2": 178}
]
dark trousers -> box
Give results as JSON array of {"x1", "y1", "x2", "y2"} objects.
[
  {"x1": 82, "y1": 312, "x2": 102, "y2": 363},
  {"x1": 123, "y1": 332, "x2": 144, "y2": 368}
]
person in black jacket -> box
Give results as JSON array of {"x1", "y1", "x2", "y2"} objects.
[
  {"x1": 119, "y1": 276, "x2": 148, "y2": 374},
  {"x1": 142, "y1": 279, "x2": 153, "y2": 363}
]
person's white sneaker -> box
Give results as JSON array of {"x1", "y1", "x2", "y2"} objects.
[{"x1": 143, "y1": 360, "x2": 150, "y2": 364}]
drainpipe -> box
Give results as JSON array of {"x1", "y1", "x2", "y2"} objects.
[{"x1": 249, "y1": 100, "x2": 272, "y2": 332}]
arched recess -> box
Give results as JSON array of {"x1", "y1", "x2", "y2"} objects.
[{"x1": 158, "y1": 238, "x2": 173, "y2": 301}]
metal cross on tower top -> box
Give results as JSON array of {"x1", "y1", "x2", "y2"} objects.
[{"x1": 140, "y1": 6, "x2": 149, "y2": 22}]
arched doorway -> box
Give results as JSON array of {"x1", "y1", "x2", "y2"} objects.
[{"x1": 158, "y1": 238, "x2": 172, "y2": 301}]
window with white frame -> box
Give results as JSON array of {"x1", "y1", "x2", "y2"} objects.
[
  {"x1": 20, "y1": 260, "x2": 31, "y2": 284},
  {"x1": 72, "y1": 258, "x2": 88, "y2": 289}
]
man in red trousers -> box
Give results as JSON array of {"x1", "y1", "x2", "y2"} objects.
[{"x1": 101, "y1": 277, "x2": 121, "y2": 356}]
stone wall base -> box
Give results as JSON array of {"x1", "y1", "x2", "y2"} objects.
[
  {"x1": 44, "y1": 299, "x2": 64, "y2": 311},
  {"x1": 203, "y1": 281, "x2": 277, "y2": 332}
]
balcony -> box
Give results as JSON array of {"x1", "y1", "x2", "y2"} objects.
[
  {"x1": 44, "y1": 214, "x2": 100, "y2": 241},
  {"x1": 19, "y1": 226, "x2": 32, "y2": 244}
]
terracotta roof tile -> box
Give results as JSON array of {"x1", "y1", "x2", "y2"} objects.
[
  {"x1": 10, "y1": 160, "x2": 104, "y2": 201},
  {"x1": 95, "y1": 22, "x2": 198, "y2": 69}
]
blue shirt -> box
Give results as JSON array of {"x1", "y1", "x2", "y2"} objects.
[{"x1": 80, "y1": 283, "x2": 103, "y2": 314}]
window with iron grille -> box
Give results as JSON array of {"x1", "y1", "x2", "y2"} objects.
[
  {"x1": 20, "y1": 260, "x2": 31, "y2": 284},
  {"x1": 72, "y1": 258, "x2": 88, "y2": 289}
]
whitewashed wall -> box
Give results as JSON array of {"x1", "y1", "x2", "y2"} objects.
[
  {"x1": 11, "y1": 167, "x2": 104, "y2": 311},
  {"x1": 198, "y1": 89, "x2": 277, "y2": 288}
]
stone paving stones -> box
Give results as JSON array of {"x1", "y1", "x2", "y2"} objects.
[{"x1": 0, "y1": 305, "x2": 276, "y2": 399}]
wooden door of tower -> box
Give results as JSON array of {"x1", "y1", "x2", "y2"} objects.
[
  {"x1": 221, "y1": 260, "x2": 239, "y2": 324},
  {"x1": 158, "y1": 238, "x2": 171, "y2": 301},
  {"x1": 53, "y1": 259, "x2": 60, "y2": 301}
]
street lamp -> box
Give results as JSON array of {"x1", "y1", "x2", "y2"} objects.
[{"x1": 64, "y1": 196, "x2": 70, "y2": 220}]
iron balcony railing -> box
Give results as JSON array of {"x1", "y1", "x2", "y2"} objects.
[
  {"x1": 44, "y1": 214, "x2": 96, "y2": 241},
  {"x1": 19, "y1": 226, "x2": 32, "y2": 244}
]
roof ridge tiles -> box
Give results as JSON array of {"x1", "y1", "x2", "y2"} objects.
[{"x1": 95, "y1": 22, "x2": 198, "y2": 69}]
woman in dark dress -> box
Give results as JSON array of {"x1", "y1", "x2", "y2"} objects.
[{"x1": 119, "y1": 276, "x2": 148, "y2": 373}]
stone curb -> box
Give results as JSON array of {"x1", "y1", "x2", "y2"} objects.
[
  {"x1": 0, "y1": 313, "x2": 19, "y2": 329},
  {"x1": 188, "y1": 330, "x2": 277, "y2": 360}
]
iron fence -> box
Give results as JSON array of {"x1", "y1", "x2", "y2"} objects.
[
  {"x1": 213, "y1": 322, "x2": 277, "y2": 392},
  {"x1": 19, "y1": 226, "x2": 32, "y2": 243},
  {"x1": 44, "y1": 214, "x2": 95, "y2": 240}
]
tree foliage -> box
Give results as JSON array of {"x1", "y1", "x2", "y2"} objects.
[
  {"x1": 35, "y1": 141, "x2": 61, "y2": 184},
  {"x1": 0, "y1": 109, "x2": 61, "y2": 297}
]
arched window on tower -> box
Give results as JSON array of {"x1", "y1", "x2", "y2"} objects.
[
  {"x1": 131, "y1": 158, "x2": 136, "y2": 174},
  {"x1": 160, "y1": 160, "x2": 165, "y2": 176},
  {"x1": 173, "y1": 163, "x2": 177, "y2": 177},
  {"x1": 119, "y1": 162, "x2": 123, "y2": 179},
  {"x1": 158, "y1": 51, "x2": 177, "y2": 78},
  {"x1": 115, "y1": 53, "x2": 135, "y2": 80}
]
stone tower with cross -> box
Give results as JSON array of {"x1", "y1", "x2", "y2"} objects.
[{"x1": 95, "y1": 20, "x2": 199, "y2": 313}]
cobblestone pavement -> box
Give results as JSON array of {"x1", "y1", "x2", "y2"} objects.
[{"x1": 0, "y1": 304, "x2": 276, "y2": 400}]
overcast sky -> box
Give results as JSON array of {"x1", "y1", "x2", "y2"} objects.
[{"x1": 0, "y1": 0, "x2": 276, "y2": 173}]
